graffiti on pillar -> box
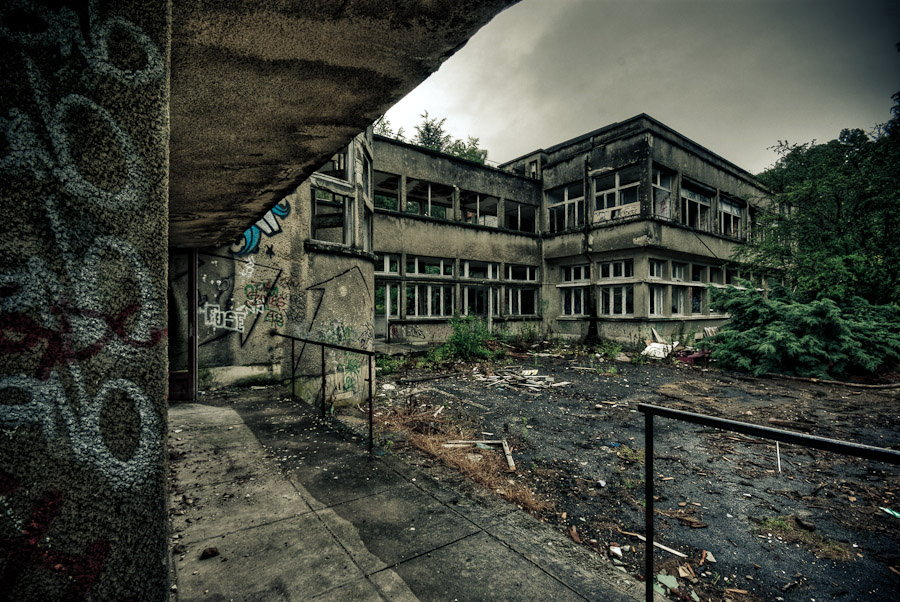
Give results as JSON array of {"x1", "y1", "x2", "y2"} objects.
[
  {"x1": 0, "y1": 0, "x2": 166, "y2": 492},
  {"x1": 230, "y1": 200, "x2": 292, "y2": 257},
  {"x1": 0, "y1": 472, "x2": 110, "y2": 597},
  {"x1": 243, "y1": 280, "x2": 288, "y2": 329}
]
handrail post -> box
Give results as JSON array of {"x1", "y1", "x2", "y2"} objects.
[
  {"x1": 290, "y1": 338, "x2": 295, "y2": 400},
  {"x1": 644, "y1": 410, "x2": 654, "y2": 602},
  {"x1": 368, "y1": 354, "x2": 374, "y2": 457},
  {"x1": 320, "y1": 344, "x2": 326, "y2": 417}
]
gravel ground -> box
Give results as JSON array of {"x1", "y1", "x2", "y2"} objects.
[{"x1": 365, "y1": 353, "x2": 900, "y2": 601}]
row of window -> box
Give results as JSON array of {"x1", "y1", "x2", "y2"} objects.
[
  {"x1": 560, "y1": 284, "x2": 721, "y2": 317},
  {"x1": 376, "y1": 254, "x2": 539, "y2": 281},
  {"x1": 374, "y1": 170, "x2": 537, "y2": 233},
  {"x1": 557, "y1": 259, "x2": 740, "y2": 284},
  {"x1": 375, "y1": 283, "x2": 538, "y2": 318},
  {"x1": 548, "y1": 164, "x2": 751, "y2": 237}
]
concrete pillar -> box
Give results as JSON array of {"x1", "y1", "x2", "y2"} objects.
[
  {"x1": 452, "y1": 185, "x2": 460, "y2": 221},
  {"x1": 399, "y1": 174, "x2": 408, "y2": 213},
  {"x1": 0, "y1": 2, "x2": 170, "y2": 599}
]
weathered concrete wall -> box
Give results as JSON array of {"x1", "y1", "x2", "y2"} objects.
[{"x1": 1, "y1": 1, "x2": 170, "y2": 598}]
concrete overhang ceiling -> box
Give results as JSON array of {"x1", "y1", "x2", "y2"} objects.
[{"x1": 169, "y1": 0, "x2": 516, "y2": 248}]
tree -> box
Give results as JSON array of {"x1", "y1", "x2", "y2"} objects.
[
  {"x1": 411, "y1": 112, "x2": 488, "y2": 164},
  {"x1": 373, "y1": 116, "x2": 405, "y2": 141},
  {"x1": 737, "y1": 102, "x2": 900, "y2": 306},
  {"x1": 705, "y1": 92, "x2": 900, "y2": 378}
]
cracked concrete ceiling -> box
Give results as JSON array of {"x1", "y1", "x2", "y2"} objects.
[{"x1": 169, "y1": 0, "x2": 516, "y2": 248}]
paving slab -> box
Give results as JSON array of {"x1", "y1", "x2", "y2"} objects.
[{"x1": 392, "y1": 530, "x2": 585, "y2": 602}]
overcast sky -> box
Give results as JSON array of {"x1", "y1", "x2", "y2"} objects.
[{"x1": 382, "y1": 0, "x2": 899, "y2": 174}]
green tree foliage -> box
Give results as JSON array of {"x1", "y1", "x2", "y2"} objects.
[
  {"x1": 740, "y1": 97, "x2": 900, "y2": 305},
  {"x1": 373, "y1": 116, "x2": 405, "y2": 141},
  {"x1": 705, "y1": 286, "x2": 900, "y2": 379},
  {"x1": 707, "y1": 92, "x2": 900, "y2": 378},
  {"x1": 411, "y1": 112, "x2": 489, "y2": 164}
]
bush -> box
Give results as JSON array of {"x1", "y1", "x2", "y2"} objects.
[
  {"x1": 434, "y1": 314, "x2": 497, "y2": 362},
  {"x1": 703, "y1": 285, "x2": 900, "y2": 379}
]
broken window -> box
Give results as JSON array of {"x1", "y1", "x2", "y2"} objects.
[
  {"x1": 375, "y1": 284, "x2": 400, "y2": 318},
  {"x1": 463, "y1": 260, "x2": 499, "y2": 279},
  {"x1": 649, "y1": 285, "x2": 665, "y2": 316},
  {"x1": 720, "y1": 197, "x2": 743, "y2": 238},
  {"x1": 593, "y1": 165, "x2": 641, "y2": 218},
  {"x1": 600, "y1": 285, "x2": 634, "y2": 315},
  {"x1": 406, "y1": 179, "x2": 454, "y2": 219},
  {"x1": 561, "y1": 264, "x2": 590, "y2": 282},
  {"x1": 463, "y1": 285, "x2": 499, "y2": 316},
  {"x1": 506, "y1": 264, "x2": 538, "y2": 281},
  {"x1": 312, "y1": 188, "x2": 350, "y2": 244},
  {"x1": 528, "y1": 160, "x2": 539, "y2": 179},
  {"x1": 319, "y1": 148, "x2": 349, "y2": 180},
  {"x1": 671, "y1": 287, "x2": 686, "y2": 315},
  {"x1": 406, "y1": 255, "x2": 453, "y2": 277},
  {"x1": 374, "y1": 171, "x2": 400, "y2": 210},
  {"x1": 672, "y1": 262, "x2": 686, "y2": 281},
  {"x1": 406, "y1": 284, "x2": 453, "y2": 317},
  {"x1": 691, "y1": 287, "x2": 704, "y2": 314},
  {"x1": 725, "y1": 268, "x2": 740, "y2": 285},
  {"x1": 375, "y1": 253, "x2": 399, "y2": 274},
  {"x1": 652, "y1": 166, "x2": 674, "y2": 218},
  {"x1": 460, "y1": 190, "x2": 499, "y2": 227},
  {"x1": 599, "y1": 259, "x2": 633, "y2": 279},
  {"x1": 680, "y1": 185, "x2": 712, "y2": 230},
  {"x1": 709, "y1": 267, "x2": 723, "y2": 284},
  {"x1": 548, "y1": 182, "x2": 585, "y2": 233},
  {"x1": 504, "y1": 200, "x2": 537, "y2": 233},
  {"x1": 649, "y1": 259, "x2": 665, "y2": 279},
  {"x1": 361, "y1": 206, "x2": 373, "y2": 251},
  {"x1": 507, "y1": 287, "x2": 537, "y2": 315},
  {"x1": 560, "y1": 287, "x2": 586, "y2": 316},
  {"x1": 691, "y1": 265, "x2": 707, "y2": 283}
]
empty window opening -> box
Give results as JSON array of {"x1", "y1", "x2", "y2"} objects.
[
  {"x1": 507, "y1": 288, "x2": 537, "y2": 315},
  {"x1": 374, "y1": 171, "x2": 400, "y2": 210},
  {"x1": 561, "y1": 264, "x2": 590, "y2": 282},
  {"x1": 599, "y1": 259, "x2": 633, "y2": 279},
  {"x1": 649, "y1": 285, "x2": 665, "y2": 316},
  {"x1": 375, "y1": 284, "x2": 400, "y2": 318},
  {"x1": 406, "y1": 256, "x2": 453, "y2": 277},
  {"x1": 652, "y1": 166, "x2": 674, "y2": 218},
  {"x1": 460, "y1": 191, "x2": 499, "y2": 227},
  {"x1": 593, "y1": 165, "x2": 641, "y2": 219},
  {"x1": 312, "y1": 188, "x2": 350, "y2": 244},
  {"x1": 463, "y1": 285, "x2": 498, "y2": 316},
  {"x1": 463, "y1": 260, "x2": 499, "y2": 279},
  {"x1": 720, "y1": 197, "x2": 743, "y2": 238},
  {"x1": 406, "y1": 179, "x2": 454, "y2": 219},
  {"x1": 600, "y1": 285, "x2": 634, "y2": 315},
  {"x1": 561, "y1": 287, "x2": 586, "y2": 316},
  {"x1": 319, "y1": 149, "x2": 349, "y2": 180},
  {"x1": 504, "y1": 200, "x2": 537, "y2": 233},
  {"x1": 407, "y1": 284, "x2": 453, "y2": 317},
  {"x1": 375, "y1": 253, "x2": 399, "y2": 274},
  {"x1": 680, "y1": 185, "x2": 712, "y2": 230},
  {"x1": 649, "y1": 259, "x2": 665, "y2": 279},
  {"x1": 548, "y1": 182, "x2": 585, "y2": 232},
  {"x1": 507, "y1": 264, "x2": 538, "y2": 281}
]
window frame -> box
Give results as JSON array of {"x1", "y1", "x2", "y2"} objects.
[
  {"x1": 547, "y1": 182, "x2": 585, "y2": 233},
  {"x1": 600, "y1": 284, "x2": 634, "y2": 316}
]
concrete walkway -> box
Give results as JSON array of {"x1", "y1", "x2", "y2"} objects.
[{"x1": 168, "y1": 389, "x2": 645, "y2": 601}]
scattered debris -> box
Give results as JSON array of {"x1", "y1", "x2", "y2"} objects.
[
  {"x1": 443, "y1": 439, "x2": 516, "y2": 471},
  {"x1": 472, "y1": 368, "x2": 569, "y2": 391},
  {"x1": 568, "y1": 525, "x2": 582, "y2": 543},
  {"x1": 880, "y1": 507, "x2": 900, "y2": 519},
  {"x1": 199, "y1": 547, "x2": 219, "y2": 560},
  {"x1": 641, "y1": 342, "x2": 679, "y2": 359}
]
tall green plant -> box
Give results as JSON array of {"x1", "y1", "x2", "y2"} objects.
[{"x1": 704, "y1": 285, "x2": 900, "y2": 378}]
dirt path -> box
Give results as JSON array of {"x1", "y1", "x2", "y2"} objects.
[{"x1": 363, "y1": 356, "x2": 900, "y2": 601}]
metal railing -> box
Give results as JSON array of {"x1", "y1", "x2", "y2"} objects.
[
  {"x1": 271, "y1": 331, "x2": 375, "y2": 455},
  {"x1": 638, "y1": 402, "x2": 900, "y2": 602}
]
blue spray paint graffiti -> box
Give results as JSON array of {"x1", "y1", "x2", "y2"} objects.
[{"x1": 231, "y1": 200, "x2": 291, "y2": 257}]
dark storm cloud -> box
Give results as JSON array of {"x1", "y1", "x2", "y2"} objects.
[{"x1": 385, "y1": 0, "x2": 899, "y2": 174}]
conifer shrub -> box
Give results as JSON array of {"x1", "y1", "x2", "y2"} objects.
[{"x1": 704, "y1": 285, "x2": 900, "y2": 379}]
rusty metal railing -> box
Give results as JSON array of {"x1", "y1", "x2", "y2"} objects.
[
  {"x1": 638, "y1": 403, "x2": 900, "y2": 602},
  {"x1": 271, "y1": 331, "x2": 375, "y2": 455}
]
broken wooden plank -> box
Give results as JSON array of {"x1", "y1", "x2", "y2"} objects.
[
  {"x1": 445, "y1": 439, "x2": 503, "y2": 445},
  {"x1": 501, "y1": 439, "x2": 516, "y2": 471},
  {"x1": 459, "y1": 399, "x2": 489, "y2": 411},
  {"x1": 616, "y1": 527, "x2": 688, "y2": 558}
]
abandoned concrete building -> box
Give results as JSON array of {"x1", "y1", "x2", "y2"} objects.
[{"x1": 178, "y1": 114, "x2": 769, "y2": 397}]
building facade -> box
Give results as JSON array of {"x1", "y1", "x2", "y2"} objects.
[{"x1": 178, "y1": 115, "x2": 769, "y2": 399}]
